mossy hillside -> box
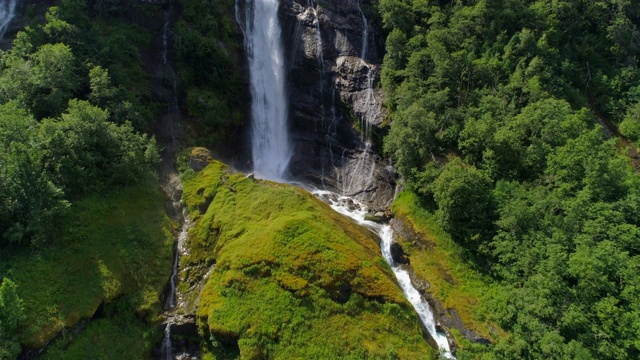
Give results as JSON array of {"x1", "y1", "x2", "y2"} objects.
[
  {"x1": 0, "y1": 181, "x2": 173, "y2": 349},
  {"x1": 180, "y1": 155, "x2": 436, "y2": 359},
  {"x1": 391, "y1": 191, "x2": 506, "y2": 346}
]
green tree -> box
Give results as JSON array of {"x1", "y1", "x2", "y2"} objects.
[
  {"x1": 0, "y1": 278, "x2": 24, "y2": 360},
  {"x1": 433, "y1": 158, "x2": 494, "y2": 246}
]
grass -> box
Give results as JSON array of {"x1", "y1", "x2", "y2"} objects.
[
  {"x1": 0, "y1": 179, "x2": 173, "y2": 349},
  {"x1": 391, "y1": 191, "x2": 507, "y2": 346},
  {"x1": 42, "y1": 299, "x2": 162, "y2": 359},
  {"x1": 180, "y1": 152, "x2": 436, "y2": 359}
]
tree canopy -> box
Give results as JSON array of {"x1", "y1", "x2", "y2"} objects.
[{"x1": 379, "y1": 0, "x2": 640, "y2": 358}]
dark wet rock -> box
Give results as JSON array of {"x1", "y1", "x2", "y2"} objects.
[
  {"x1": 255, "y1": 0, "x2": 396, "y2": 210},
  {"x1": 390, "y1": 243, "x2": 410, "y2": 265},
  {"x1": 168, "y1": 315, "x2": 198, "y2": 338},
  {"x1": 390, "y1": 217, "x2": 433, "y2": 251}
]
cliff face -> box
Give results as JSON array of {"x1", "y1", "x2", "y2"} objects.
[{"x1": 279, "y1": 0, "x2": 395, "y2": 211}]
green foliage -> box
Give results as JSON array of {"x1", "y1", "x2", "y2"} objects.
[
  {"x1": 0, "y1": 182, "x2": 172, "y2": 348},
  {"x1": 175, "y1": 0, "x2": 245, "y2": 145},
  {"x1": 180, "y1": 156, "x2": 435, "y2": 359},
  {"x1": 380, "y1": 0, "x2": 640, "y2": 358},
  {"x1": 433, "y1": 159, "x2": 494, "y2": 247},
  {"x1": 0, "y1": 278, "x2": 24, "y2": 360},
  {"x1": 0, "y1": 3, "x2": 159, "y2": 247},
  {"x1": 43, "y1": 300, "x2": 162, "y2": 360},
  {"x1": 38, "y1": 100, "x2": 159, "y2": 195},
  {"x1": 0, "y1": 42, "x2": 79, "y2": 119}
]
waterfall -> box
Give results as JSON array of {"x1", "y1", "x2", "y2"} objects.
[
  {"x1": 235, "y1": 1, "x2": 454, "y2": 357},
  {"x1": 0, "y1": 0, "x2": 17, "y2": 40},
  {"x1": 243, "y1": 0, "x2": 291, "y2": 180}
]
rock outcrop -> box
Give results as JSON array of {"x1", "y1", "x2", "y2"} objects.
[{"x1": 241, "y1": 0, "x2": 394, "y2": 211}]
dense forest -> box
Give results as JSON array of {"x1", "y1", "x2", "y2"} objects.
[{"x1": 380, "y1": 0, "x2": 640, "y2": 358}]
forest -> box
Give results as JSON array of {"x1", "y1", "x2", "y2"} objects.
[
  {"x1": 0, "y1": 0, "x2": 639, "y2": 359},
  {"x1": 380, "y1": 0, "x2": 640, "y2": 358}
]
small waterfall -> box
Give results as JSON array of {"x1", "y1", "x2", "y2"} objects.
[
  {"x1": 157, "y1": 2, "x2": 192, "y2": 359},
  {"x1": 0, "y1": 0, "x2": 17, "y2": 40},
  {"x1": 338, "y1": 0, "x2": 379, "y2": 197},
  {"x1": 242, "y1": 0, "x2": 291, "y2": 180},
  {"x1": 160, "y1": 210, "x2": 192, "y2": 360},
  {"x1": 312, "y1": 190, "x2": 455, "y2": 359}
]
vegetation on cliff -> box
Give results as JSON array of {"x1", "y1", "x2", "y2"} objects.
[
  {"x1": 0, "y1": 1, "x2": 173, "y2": 357},
  {"x1": 175, "y1": 0, "x2": 245, "y2": 145},
  {"x1": 179, "y1": 152, "x2": 436, "y2": 359},
  {"x1": 379, "y1": 0, "x2": 640, "y2": 358}
]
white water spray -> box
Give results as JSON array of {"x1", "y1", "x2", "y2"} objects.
[
  {"x1": 0, "y1": 0, "x2": 17, "y2": 40},
  {"x1": 244, "y1": 0, "x2": 291, "y2": 180}
]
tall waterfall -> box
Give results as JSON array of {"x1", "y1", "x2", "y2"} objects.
[
  {"x1": 0, "y1": 0, "x2": 17, "y2": 40},
  {"x1": 244, "y1": 0, "x2": 291, "y2": 180}
]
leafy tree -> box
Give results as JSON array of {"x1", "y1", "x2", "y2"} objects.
[
  {"x1": 433, "y1": 158, "x2": 494, "y2": 247},
  {"x1": 38, "y1": 100, "x2": 159, "y2": 195},
  {"x1": 0, "y1": 278, "x2": 24, "y2": 360}
]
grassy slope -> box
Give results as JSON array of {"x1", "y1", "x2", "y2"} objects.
[
  {"x1": 180, "y1": 153, "x2": 436, "y2": 359},
  {"x1": 392, "y1": 192, "x2": 506, "y2": 347},
  {"x1": 0, "y1": 180, "x2": 173, "y2": 350},
  {"x1": 42, "y1": 299, "x2": 162, "y2": 360}
]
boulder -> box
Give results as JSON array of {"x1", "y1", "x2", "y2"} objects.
[{"x1": 189, "y1": 147, "x2": 212, "y2": 172}]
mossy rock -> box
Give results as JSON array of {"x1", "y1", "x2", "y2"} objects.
[
  {"x1": 180, "y1": 159, "x2": 436, "y2": 359},
  {"x1": 189, "y1": 147, "x2": 213, "y2": 172}
]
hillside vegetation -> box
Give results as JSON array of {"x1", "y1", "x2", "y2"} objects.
[
  {"x1": 0, "y1": 1, "x2": 173, "y2": 357},
  {"x1": 179, "y1": 153, "x2": 436, "y2": 359},
  {"x1": 379, "y1": 0, "x2": 640, "y2": 358}
]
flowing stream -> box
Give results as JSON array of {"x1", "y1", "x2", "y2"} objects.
[
  {"x1": 313, "y1": 191, "x2": 454, "y2": 358},
  {"x1": 0, "y1": 0, "x2": 17, "y2": 40},
  {"x1": 237, "y1": 0, "x2": 454, "y2": 357}
]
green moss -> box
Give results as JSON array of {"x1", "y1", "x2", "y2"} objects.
[
  {"x1": 391, "y1": 191, "x2": 506, "y2": 345},
  {"x1": 181, "y1": 158, "x2": 436, "y2": 359},
  {"x1": 0, "y1": 180, "x2": 173, "y2": 348}
]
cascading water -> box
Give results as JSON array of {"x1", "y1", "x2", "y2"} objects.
[
  {"x1": 313, "y1": 190, "x2": 454, "y2": 359},
  {"x1": 339, "y1": 1, "x2": 380, "y2": 197},
  {"x1": 0, "y1": 0, "x2": 17, "y2": 40},
  {"x1": 243, "y1": 0, "x2": 291, "y2": 180}
]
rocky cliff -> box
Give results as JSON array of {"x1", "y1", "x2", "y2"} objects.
[
  {"x1": 238, "y1": 0, "x2": 395, "y2": 211},
  {"x1": 282, "y1": 0, "x2": 395, "y2": 211}
]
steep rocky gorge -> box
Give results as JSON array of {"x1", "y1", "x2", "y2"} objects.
[{"x1": 272, "y1": 0, "x2": 395, "y2": 211}]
